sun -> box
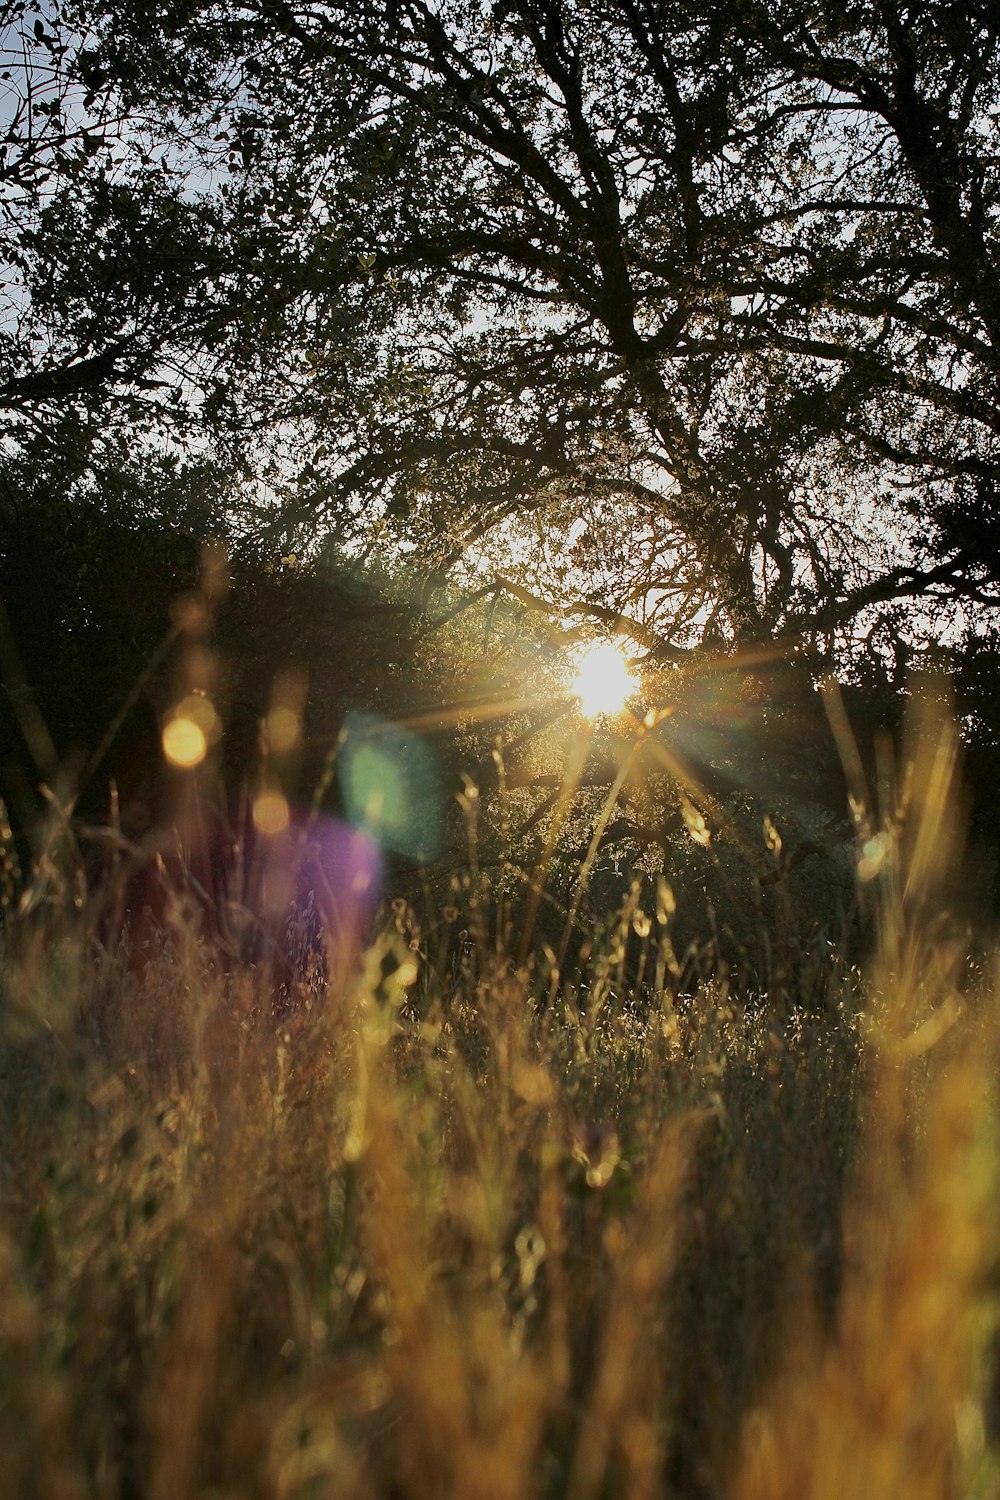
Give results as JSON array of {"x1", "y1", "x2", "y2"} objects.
[{"x1": 570, "y1": 639, "x2": 639, "y2": 719}]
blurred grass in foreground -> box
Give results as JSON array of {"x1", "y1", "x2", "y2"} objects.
[{"x1": 0, "y1": 692, "x2": 998, "y2": 1500}]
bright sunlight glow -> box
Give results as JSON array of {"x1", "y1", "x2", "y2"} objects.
[{"x1": 570, "y1": 639, "x2": 638, "y2": 719}]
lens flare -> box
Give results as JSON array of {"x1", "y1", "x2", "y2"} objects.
[
  {"x1": 570, "y1": 640, "x2": 638, "y2": 719},
  {"x1": 339, "y1": 712, "x2": 443, "y2": 861}
]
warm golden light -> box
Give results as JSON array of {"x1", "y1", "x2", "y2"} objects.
[
  {"x1": 266, "y1": 706, "x2": 301, "y2": 754},
  {"x1": 162, "y1": 692, "x2": 220, "y2": 769},
  {"x1": 162, "y1": 717, "x2": 208, "y2": 769},
  {"x1": 253, "y1": 790, "x2": 290, "y2": 835},
  {"x1": 570, "y1": 639, "x2": 638, "y2": 718}
]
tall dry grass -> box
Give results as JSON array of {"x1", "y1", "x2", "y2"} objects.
[{"x1": 0, "y1": 692, "x2": 997, "y2": 1500}]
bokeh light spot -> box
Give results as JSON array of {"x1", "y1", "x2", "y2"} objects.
[
  {"x1": 253, "y1": 790, "x2": 290, "y2": 835},
  {"x1": 859, "y1": 832, "x2": 891, "y2": 882},
  {"x1": 162, "y1": 717, "x2": 207, "y2": 769},
  {"x1": 266, "y1": 706, "x2": 301, "y2": 753},
  {"x1": 162, "y1": 692, "x2": 221, "y2": 770}
]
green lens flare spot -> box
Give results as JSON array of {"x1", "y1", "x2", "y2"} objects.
[{"x1": 340, "y1": 713, "x2": 442, "y2": 861}]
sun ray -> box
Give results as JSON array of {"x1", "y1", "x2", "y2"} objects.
[{"x1": 394, "y1": 691, "x2": 570, "y2": 734}]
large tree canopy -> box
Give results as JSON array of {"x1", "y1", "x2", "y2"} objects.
[
  {"x1": 0, "y1": 0, "x2": 299, "y2": 492},
  {"x1": 7, "y1": 0, "x2": 1000, "y2": 666}
]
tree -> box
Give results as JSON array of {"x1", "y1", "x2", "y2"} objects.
[
  {"x1": 7, "y1": 0, "x2": 1000, "y2": 912},
  {"x1": 69, "y1": 0, "x2": 999, "y2": 670},
  {"x1": 0, "y1": 441, "x2": 462, "y2": 867},
  {"x1": 0, "y1": 0, "x2": 307, "y2": 487}
]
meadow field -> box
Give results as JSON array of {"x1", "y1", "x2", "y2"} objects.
[{"x1": 0, "y1": 688, "x2": 997, "y2": 1500}]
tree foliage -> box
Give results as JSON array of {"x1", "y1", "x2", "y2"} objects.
[{"x1": 4, "y1": 0, "x2": 1000, "y2": 664}]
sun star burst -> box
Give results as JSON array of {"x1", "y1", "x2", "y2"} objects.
[{"x1": 570, "y1": 639, "x2": 638, "y2": 719}]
